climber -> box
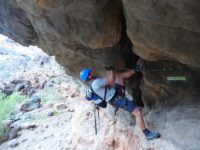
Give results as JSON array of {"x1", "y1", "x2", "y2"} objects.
[{"x1": 80, "y1": 66, "x2": 161, "y2": 140}]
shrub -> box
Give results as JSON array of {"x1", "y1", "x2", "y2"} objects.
[{"x1": 0, "y1": 92, "x2": 26, "y2": 139}]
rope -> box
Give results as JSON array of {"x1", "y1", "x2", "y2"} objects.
[
  {"x1": 93, "y1": 104, "x2": 97, "y2": 135},
  {"x1": 64, "y1": 48, "x2": 165, "y2": 72},
  {"x1": 97, "y1": 108, "x2": 100, "y2": 132}
]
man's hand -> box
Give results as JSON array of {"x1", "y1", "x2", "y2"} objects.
[
  {"x1": 105, "y1": 65, "x2": 115, "y2": 71},
  {"x1": 105, "y1": 65, "x2": 115, "y2": 86},
  {"x1": 135, "y1": 65, "x2": 142, "y2": 72}
]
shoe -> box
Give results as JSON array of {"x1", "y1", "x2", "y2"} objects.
[{"x1": 143, "y1": 129, "x2": 161, "y2": 140}]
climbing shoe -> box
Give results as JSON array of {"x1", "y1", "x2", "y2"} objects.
[{"x1": 143, "y1": 129, "x2": 161, "y2": 140}]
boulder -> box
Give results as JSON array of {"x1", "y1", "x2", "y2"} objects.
[
  {"x1": 10, "y1": 111, "x2": 25, "y2": 122},
  {"x1": 7, "y1": 126, "x2": 21, "y2": 140},
  {"x1": 55, "y1": 104, "x2": 67, "y2": 110},
  {"x1": 8, "y1": 139, "x2": 19, "y2": 148},
  {"x1": 1, "y1": 84, "x2": 15, "y2": 96},
  {"x1": 2, "y1": 80, "x2": 35, "y2": 96},
  {"x1": 20, "y1": 124, "x2": 37, "y2": 130},
  {"x1": 20, "y1": 95, "x2": 41, "y2": 112},
  {"x1": 47, "y1": 111, "x2": 55, "y2": 117}
]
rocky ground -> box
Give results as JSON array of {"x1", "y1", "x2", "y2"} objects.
[{"x1": 0, "y1": 35, "x2": 172, "y2": 150}]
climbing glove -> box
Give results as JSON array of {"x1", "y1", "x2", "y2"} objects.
[{"x1": 135, "y1": 64, "x2": 142, "y2": 72}]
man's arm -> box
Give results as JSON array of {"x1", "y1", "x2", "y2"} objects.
[
  {"x1": 118, "y1": 70, "x2": 135, "y2": 79},
  {"x1": 105, "y1": 70, "x2": 115, "y2": 86}
]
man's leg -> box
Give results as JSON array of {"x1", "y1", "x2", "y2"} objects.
[
  {"x1": 132, "y1": 107, "x2": 146, "y2": 130},
  {"x1": 110, "y1": 97, "x2": 160, "y2": 140},
  {"x1": 132, "y1": 107, "x2": 161, "y2": 140},
  {"x1": 110, "y1": 97, "x2": 146, "y2": 130}
]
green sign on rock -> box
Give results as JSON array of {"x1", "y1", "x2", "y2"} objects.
[{"x1": 167, "y1": 76, "x2": 186, "y2": 81}]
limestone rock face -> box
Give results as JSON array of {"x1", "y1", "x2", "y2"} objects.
[
  {"x1": 122, "y1": 0, "x2": 200, "y2": 68},
  {"x1": 0, "y1": 0, "x2": 38, "y2": 45},
  {"x1": 140, "y1": 60, "x2": 200, "y2": 150},
  {"x1": 14, "y1": 0, "x2": 123, "y2": 74},
  {"x1": 18, "y1": 0, "x2": 122, "y2": 49},
  {"x1": 1, "y1": 0, "x2": 200, "y2": 72}
]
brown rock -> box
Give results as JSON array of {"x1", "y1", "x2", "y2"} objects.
[
  {"x1": 0, "y1": 0, "x2": 127, "y2": 76},
  {"x1": 0, "y1": 0, "x2": 38, "y2": 45},
  {"x1": 105, "y1": 138, "x2": 115, "y2": 147},
  {"x1": 122, "y1": 0, "x2": 200, "y2": 68},
  {"x1": 140, "y1": 60, "x2": 200, "y2": 150}
]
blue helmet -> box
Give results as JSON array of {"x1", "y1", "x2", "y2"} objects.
[{"x1": 80, "y1": 68, "x2": 90, "y2": 81}]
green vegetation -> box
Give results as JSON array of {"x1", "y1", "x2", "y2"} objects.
[
  {"x1": 0, "y1": 92, "x2": 26, "y2": 121},
  {"x1": 0, "y1": 92, "x2": 26, "y2": 139}
]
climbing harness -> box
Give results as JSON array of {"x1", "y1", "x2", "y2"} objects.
[
  {"x1": 115, "y1": 83, "x2": 126, "y2": 97},
  {"x1": 86, "y1": 85, "x2": 107, "y2": 108}
]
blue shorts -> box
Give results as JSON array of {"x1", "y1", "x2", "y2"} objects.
[{"x1": 109, "y1": 96, "x2": 137, "y2": 113}]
